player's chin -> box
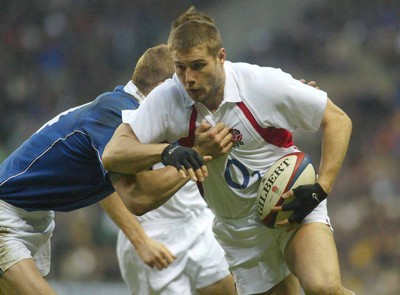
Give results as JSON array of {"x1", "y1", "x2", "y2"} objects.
[
  {"x1": 188, "y1": 90, "x2": 200, "y2": 101},
  {"x1": 187, "y1": 89, "x2": 204, "y2": 101}
]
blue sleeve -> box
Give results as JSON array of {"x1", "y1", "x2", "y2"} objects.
[{"x1": 84, "y1": 93, "x2": 139, "y2": 173}]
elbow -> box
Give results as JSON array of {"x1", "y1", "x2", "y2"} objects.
[
  {"x1": 343, "y1": 112, "x2": 352, "y2": 135},
  {"x1": 102, "y1": 152, "x2": 112, "y2": 171},
  {"x1": 130, "y1": 207, "x2": 148, "y2": 216},
  {"x1": 120, "y1": 191, "x2": 153, "y2": 216},
  {"x1": 102, "y1": 143, "x2": 117, "y2": 172},
  {"x1": 114, "y1": 177, "x2": 154, "y2": 215},
  {"x1": 347, "y1": 114, "x2": 352, "y2": 131},
  {"x1": 125, "y1": 199, "x2": 151, "y2": 216}
]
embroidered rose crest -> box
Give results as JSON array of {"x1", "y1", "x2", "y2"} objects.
[{"x1": 230, "y1": 128, "x2": 244, "y2": 148}]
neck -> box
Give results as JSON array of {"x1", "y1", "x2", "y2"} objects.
[
  {"x1": 207, "y1": 97, "x2": 223, "y2": 114},
  {"x1": 206, "y1": 82, "x2": 225, "y2": 113}
]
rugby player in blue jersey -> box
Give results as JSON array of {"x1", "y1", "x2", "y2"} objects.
[{"x1": 0, "y1": 43, "x2": 235, "y2": 295}]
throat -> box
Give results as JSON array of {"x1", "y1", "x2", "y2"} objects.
[{"x1": 206, "y1": 98, "x2": 223, "y2": 114}]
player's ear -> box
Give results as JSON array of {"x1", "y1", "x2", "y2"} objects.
[{"x1": 217, "y1": 48, "x2": 226, "y2": 65}]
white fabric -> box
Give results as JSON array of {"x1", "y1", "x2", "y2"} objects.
[
  {"x1": 124, "y1": 80, "x2": 145, "y2": 103},
  {"x1": 122, "y1": 61, "x2": 329, "y2": 293},
  {"x1": 122, "y1": 61, "x2": 327, "y2": 219},
  {"x1": 135, "y1": 163, "x2": 208, "y2": 224},
  {"x1": 117, "y1": 207, "x2": 231, "y2": 295},
  {"x1": 213, "y1": 200, "x2": 330, "y2": 294},
  {"x1": 0, "y1": 199, "x2": 55, "y2": 276}
]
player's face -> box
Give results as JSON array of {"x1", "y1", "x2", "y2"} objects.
[{"x1": 172, "y1": 46, "x2": 226, "y2": 109}]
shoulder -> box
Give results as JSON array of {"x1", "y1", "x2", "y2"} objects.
[
  {"x1": 227, "y1": 61, "x2": 289, "y2": 79},
  {"x1": 95, "y1": 88, "x2": 138, "y2": 110},
  {"x1": 86, "y1": 89, "x2": 138, "y2": 121},
  {"x1": 60, "y1": 89, "x2": 138, "y2": 138},
  {"x1": 144, "y1": 77, "x2": 191, "y2": 109},
  {"x1": 225, "y1": 61, "x2": 295, "y2": 100},
  {"x1": 226, "y1": 61, "x2": 292, "y2": 89}
]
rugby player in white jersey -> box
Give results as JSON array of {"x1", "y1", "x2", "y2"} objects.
[{"x1": 103, "y1": 20, "x2": 355, "y2": 295}]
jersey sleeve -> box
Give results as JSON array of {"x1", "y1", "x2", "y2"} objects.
[
  {"x1": 247, "y1": 66, "x2": 327, "y2": 132},
  {"x1": 122, "y1": 83, "x2": 175, "y2": 144},
  {"x1": 84, "y1": 96, "x2": 133, "y2": 178},
  {"x1": 90, "y1": 107, "x2": 123, "y2": 155},
  {"x1": 283, "y1": 72, "x2": 328, "y2": 132},
  {"x1": 276, "y1": 72, "x2": 327, "y2": 132}
]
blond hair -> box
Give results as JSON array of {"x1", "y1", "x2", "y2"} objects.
[
  {"x1": 168, "y1": 20, "x2": 223, "y2": 57},
  {"x1": 171, "y1": 6, "x2": 215, "y2": 30},
  {"x1": 132, "y1": 44, "x2": 174, "y2": 96}
]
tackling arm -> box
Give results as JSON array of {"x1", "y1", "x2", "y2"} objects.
[
  {"x1": 111, "y1": 167, "x2": 190, "y2": 215},
  {"x1": 102, "y1": 123, "x2": 208, "y2": 182},
  {"x1": 102, "y1": 123, "x2": 169, "y2": 174}
]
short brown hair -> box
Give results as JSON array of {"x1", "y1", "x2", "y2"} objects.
[
  {"x1": 168, "y1": 20, "x2": 223, "y2": 57},
  {"x1": 132, "y1": 44, "x2": 174, "y2": 96}
]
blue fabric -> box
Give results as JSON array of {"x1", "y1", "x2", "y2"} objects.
[{"x1": 0, "y1": 86, "x2": 139, "y2": 212}]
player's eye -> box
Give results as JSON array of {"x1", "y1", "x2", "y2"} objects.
[
  {"x1": 175, "y1": 64, "x2": 185, "y2": 71},
  {"x1": 191, "y1": 63, "x2": 205, "y2": 71}
]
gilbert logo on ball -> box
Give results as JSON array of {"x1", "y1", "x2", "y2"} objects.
[{"x1": 256, "y1": 152, "x2": 316, "y2": 228}]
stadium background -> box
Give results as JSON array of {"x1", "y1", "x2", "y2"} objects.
[{"x1": 1, "y1": 0, "x2": 399, "y2": 294}]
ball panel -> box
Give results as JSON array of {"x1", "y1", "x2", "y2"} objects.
[
  {"x1": 256, "y1": 152, "x2": 316, "y2": 228},
  {"x1": 290, "y1": 163, "x2": 316, "y2": 189},
  {"x1": 256, "y1": 153, "x2": 299, "y2": 220}
]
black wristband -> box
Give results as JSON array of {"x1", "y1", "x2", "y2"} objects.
[
  {"x1": 293, "y1": 182, "x2": 327, "y2": 205},
  {"x1": 283, "y1": 183, "x2": 328, "y2": 223}
]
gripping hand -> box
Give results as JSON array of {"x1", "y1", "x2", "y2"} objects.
[
  {"x1": 161, "y1": 144, "x2": 204, "y2": 172},
  {"x1": 282, "y1": 183, "x2": 327, "y2": 223}
]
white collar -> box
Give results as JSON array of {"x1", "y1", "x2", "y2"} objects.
[
  {"x1": 123, "y1": 81, "x2": 146, "y2": 103},
  {"x1": 223, "y1": 61, "x2": 241, "y2": 103}
]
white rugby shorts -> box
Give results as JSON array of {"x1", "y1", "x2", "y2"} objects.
[
  {"x1": 116, "y1": 208, "x2": 231, "y2": 294},
  {"x1": 213, "y1": 200, "x2": 331, "y2": 295},
  {"x1": 0, "y1": 200, "x2": 55, "y2": 276}
]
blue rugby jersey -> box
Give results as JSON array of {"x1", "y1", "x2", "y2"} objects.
[{"x1": 0, "y1": 86, "x2": 139, "y2": 211}]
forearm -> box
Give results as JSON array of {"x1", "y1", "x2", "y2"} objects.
[
  {"x1": 113, "y1": 166, "x2": 191, "y2": 215},
  {"x1": 135, "y1": 167, "x2": 191, "y2": 210},
  {"x1": 318, "y1": 99, "x2": 352, "y2": 193},
  {"x1": 100, "y1": 193, "x2": 150, "y2": 249},
  {"x1": 104, "y1": 141, "x2": 167, "y2": 174},
  {"x1": 102, "y1": 123, "x2": 168, "y2": 174}
]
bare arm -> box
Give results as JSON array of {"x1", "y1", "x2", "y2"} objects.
[
  {"x1": 103, "y1": 121, "x2": 234, "y2": 182},
  {"x1": 275, "y1": 98, "x2": 352, "y2": 225},
  {"x1": 102, "y1": 123, "x2": 208, "y2": 182},
  {"x1": 102, "y1": 123, "x2": 169, "y2": 174},
  {"x1": 99, "y1": 193, "x2": 175, "y2": 269},
  {"x1": 104, "y1": 122, "x2": 233, "y2": 215},
  {"x1": 111, "y1": 166, "x2": 190, "y2": 215},
  {"x1": 317, "y1": 98, "x2": 352, "y2": 193}
]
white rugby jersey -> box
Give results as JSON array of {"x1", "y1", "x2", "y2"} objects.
[
  {"x1": 135, "y1": 163, "x2": 209, "y2": 225},
  {"x1": 123, "y1": 61, "x2": 327, "y2": 219}
]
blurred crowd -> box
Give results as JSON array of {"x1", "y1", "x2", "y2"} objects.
[{"x1": 1, "y1": 1, "x2": 399, "y2": 294}]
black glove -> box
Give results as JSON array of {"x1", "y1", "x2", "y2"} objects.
[
  {"x1": 161, "y1": 144, "x2": 204, "y2": 171},
  {"x1": 282, "y1": 183, "x2": 328, "y2": 223}
]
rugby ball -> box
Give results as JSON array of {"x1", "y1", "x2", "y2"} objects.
[{"x1": 256, "y1": 152, "x2": 316, "y2": 228}]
